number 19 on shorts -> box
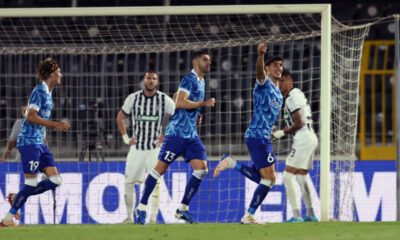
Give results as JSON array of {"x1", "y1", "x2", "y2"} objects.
[{"x1": 29, "y1": 160, "x2": 39, "y2": 171}]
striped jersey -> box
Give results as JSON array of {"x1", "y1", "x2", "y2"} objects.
[
  {"x1": 121, "y1": 90, "x2": 175, "y2": 150},
  {"x1": 17, "y1": 82, "x2": 52, "y2": 147},
  {"x1": 245, "y1": 77, "x2": 283, "y2": 139},
  {"x1": 283, "y1": 88, "x2": 313, "y2": 131},
  {"x1": 165, "y1": 69, "x2": 205, "y2": 138}
]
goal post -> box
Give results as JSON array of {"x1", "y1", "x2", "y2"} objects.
[
  {"x1": 0, "y1": 4, "x2": 368, "y2": 224},
  {"x1": 320, "y1": 4, "x2": 332, "y2": 222},
  {"x1": 0, "y1": 5, "x2": 333, "y2": 17}
]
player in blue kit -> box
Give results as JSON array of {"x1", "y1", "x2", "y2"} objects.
[
  {"x1": 134, "y1": 51, "x2": 215, "y2": 225},
  {"x1": 0, "y1": 58, "x2": 70, "y2": 227},
  {"x1": 213, "y1": 40, "x2": 283, "y2": 224}
]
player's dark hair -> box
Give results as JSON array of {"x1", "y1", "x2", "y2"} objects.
[
  {"x1": 282, "y1": 69, "x2": 292, "y2": 77},
  {"x1": 265, "y1": 55, "x2": 283, "y2": 66},
  {"x1": 192, "y1": 50, "x2": 208, "y2": 60},
  {"x1": 36, "y1": 57, "x2": 59, "y2": 80},
  {"x1": 143, "y1": 70, "x2": 158, "y2": 78}
]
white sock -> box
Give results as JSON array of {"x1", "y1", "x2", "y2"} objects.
[
  {"x1": 283, "y1": 171, "x2": 301, "y2": 218},
  {"x1": 124, "y1": 183, "x2": 136, "y2": 220},
  {"x1": 137, "y1": 203, "x2": 147, "y2": 211},
  {"x1": 296, "y1": 174, "x2": 314, "y2": 217},
  {"x1": 227, "y1": 155, "x2": 237, "y2": 168},
  {"x1": 4, "y1": 212, "x2": 14, "y2": 221},
  {"x1": 178, "y1": 204, "x2": 189, "y2": 211},
  {"x1": 41, "y1": 173, "x2": 49, "y2": 181},
  {"x1": 306, "y1": 208, "x2": 315, "y2": 218},
  {"x1": 243, "y1": 211, "x2": 254, "y2": 219},
  {"x1": 149, "y1": 181, "x2": 161, "y2": 223}
]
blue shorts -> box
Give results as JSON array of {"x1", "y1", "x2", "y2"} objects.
[
  {"x1": 158, "y1": 135, "x2": 207, "y2": 164},
  {"x1": 18, "y1": 144, "x2": 56, "y2": 174},
  {"x1": 245, "y1": 137, "x2": 276, "y2": 170}
]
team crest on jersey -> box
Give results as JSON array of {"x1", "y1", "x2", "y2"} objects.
[
  {"x1": 42, "y1": 110, "x2": 51, "y2": 117},
  {"x1": 270, "y1": 100, "x2": 281, "y2": 109},
  {"x1": 137, "y1": 115, "x2": 159, "y2": 122}
]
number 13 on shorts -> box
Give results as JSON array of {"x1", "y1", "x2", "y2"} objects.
[{"x1": 164, "y1": 151, "x2": 176, "y2": 162}]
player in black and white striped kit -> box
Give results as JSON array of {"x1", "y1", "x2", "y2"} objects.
[
  {"x1": 272, "y1": 69, "x2": 318, "y2": 222},
  {"x1": 116, "y1": 71, "x2": 175, "y2": 224}
]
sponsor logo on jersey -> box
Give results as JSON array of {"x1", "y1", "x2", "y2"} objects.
[
  {"x1": 284, "y1": 112, "x2": 290, "y2": 121},
  {"x1": 137, "y1": 115, "x2": 159, "y2": 122}
]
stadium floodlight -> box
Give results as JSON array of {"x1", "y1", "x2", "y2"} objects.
[{"x1": 0, "y1": 5, "x2": 369, "y2": 223}]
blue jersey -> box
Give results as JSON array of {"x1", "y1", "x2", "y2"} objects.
[
  {"x1": 245, "y1": 78, "x2": 283, "y2": 139},
  {"x1": 17, "y1": 82, "x2": 53, "y2": 147},
  {"x1": 165, "y1": 69, "x2": 205, "y2": 138}
]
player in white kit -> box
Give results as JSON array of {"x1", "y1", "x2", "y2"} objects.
[
  {"x1": 1, "y1": 104, "x2": 26, "y2": 162},
  {"x1": 272, "y1": 69, "x2": 318, "y2": 222},
  {"x1": 116, "y1": 71, "x2": 175, "y2": 224}
]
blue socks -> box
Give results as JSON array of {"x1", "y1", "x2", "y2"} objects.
[
  {"x1": 248, "y1": 183, "x2": 270, "y2": 213},
  {"x1": 234, "y1": 162, "x2": 272, "y2": 215},
  {"x1": 140, "y1": 171, "x2": 159, "y2": 205},
  {"x1": 33, "y1": 179, "x2": 58, "y2": 195},
  {"x1": 181, "y1": 175, "x2": 202, "y2": 205},
  {"x1": 10, "y1": 184, "x2": 36, "y2": 214},
  {"x1": 234, "y1": 163, "x2": 261, "y2": 183},
  {"x1": 10, "y1": 179, "x2": 59, "y2": 214}
]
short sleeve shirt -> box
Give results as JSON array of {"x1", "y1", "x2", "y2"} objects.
[
  {"x1": 165, "y1": 69, "x2": 205, "y2": 138},
  {"x1": 17, "y1": 82, "x2": 52, "y2": 147}
]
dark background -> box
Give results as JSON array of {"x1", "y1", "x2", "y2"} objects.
[{"x1": 0, "y1": 0, "x2": 398, "y2": 39}]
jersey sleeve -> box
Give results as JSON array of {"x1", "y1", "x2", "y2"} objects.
[
  {"x1": 285, "y1": 90, "x2": 303, "y2": 114},
  {"x1": 164, "y1": 95, "x2": 176, "y2": 115},
  {"x1": 256, "y1": 77, "x2": 271, "y2": 88},
  {"x1": 121, "y1": 94, "x2": 134, "y2": 115},
  {"x1": 178, "y1": 76, "x2": 193, "y2": 95},
  {"x1": 28, "y1": 88, "x2": 42, "y2": 111}
]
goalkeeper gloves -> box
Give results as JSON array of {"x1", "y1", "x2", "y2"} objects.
[
  {"x1": 122, "y1": 134, "x2": 131, "y2": 145},
  {"x1": 272, "y1": 130, "x2": 285, "y2": 139}
]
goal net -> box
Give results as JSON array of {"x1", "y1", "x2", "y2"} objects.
[{"x1": 0, "y1": 5, "x2": 369, "y2": 224}]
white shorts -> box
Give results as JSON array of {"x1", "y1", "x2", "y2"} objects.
[
  {"x1": 286, "y1": 129, "x2": 318, "y2": 170},
  {"x1": 125, "y1": 147, "x2": 161, "y2": 184}
]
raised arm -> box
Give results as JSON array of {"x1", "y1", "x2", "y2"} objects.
[
  {"x1": 175, "y1": 90, "x2": 215, "y2": 109},
  {"x1": 256, "y1": 39, "x2": 267, "y2": 83}
]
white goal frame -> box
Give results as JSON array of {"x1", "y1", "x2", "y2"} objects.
[{"x1": 0, "y1": 4, "x2": 332, "y2": 221}]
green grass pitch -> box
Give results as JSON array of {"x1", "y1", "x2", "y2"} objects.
[{"x1": 1, "y1": 222, "x2": 400, "y2": 240}]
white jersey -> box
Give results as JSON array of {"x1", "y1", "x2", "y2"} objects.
[
  {"x1": 283, "y1": 88, "x2": 313, "y2": 133},
  {"x1": 121, "y1": 90, "x2": 175, "y2": 151},
  {"x1": 284, "y1": 88, "x2": 318, "y2": 170},
  {"x1": 9, "y1": 119, "x2": 23, "y2": 140}
]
